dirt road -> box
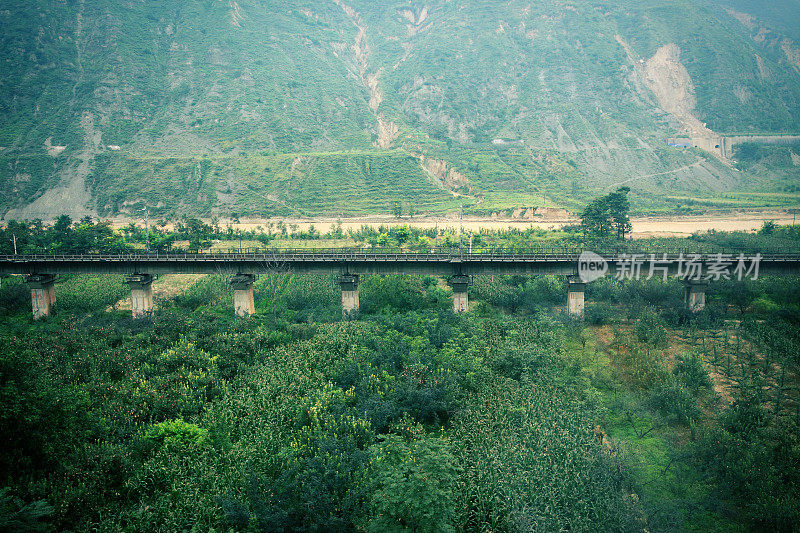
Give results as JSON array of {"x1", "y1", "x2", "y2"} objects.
[{"x1": 110, "y1": 210, "x2": 796, "y2": 238}]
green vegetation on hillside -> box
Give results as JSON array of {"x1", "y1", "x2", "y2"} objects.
[{"x1": 1, "y1": 1, "x2": 799, "y2": 218}]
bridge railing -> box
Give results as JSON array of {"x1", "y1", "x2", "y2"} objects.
[{"x1": 3, "y1": 250, "x2": 800, "y2": 261}]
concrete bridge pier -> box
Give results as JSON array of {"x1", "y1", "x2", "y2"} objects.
[
  {"x1": 339, "y1": 274, "x2": 360, "y2": 317},
  {"x1": 684, "y1": 279, "x2": 708, "y2": 312},
  {"x1": 27, "y1": 274, "x2": 56, "y2": 319},
  {"x1": 126, "y1": 274, "x2": 154, "y2": 318},
  {"x1": 567, "y1": 276, "x2": 586, "y2": 318},
  {"x1": 230, "y1": 274, "x2": 256, "y2": 317},
  {"x1": 450, "y1": 275, "x2": 470, "y2": 313}
]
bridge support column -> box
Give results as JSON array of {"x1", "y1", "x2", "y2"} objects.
[
  {"x1": 450, "y1": 275, "x2": 470, "y2": 313},
  {"x1": 230, "y1": 274, "x2": 256, "y2": 317},
  {"x1": 126, "y1": 274, "x2": 154, "y2": 318},
  {"x1": 27, "y1": 274, "x2": 56, "y2": 319},
  {"x1": 684, "y1": 279, "x2": 708, "y2": 313},
  {"x1": 567, "y1": 276, "x2": 586, "y2": 318},
  {"x1": 339, "y1": 274, "x2": 360, "y2": 318}
]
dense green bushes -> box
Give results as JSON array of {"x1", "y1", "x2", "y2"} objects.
[
  {"x1": 1, "y1": 260, "x2": 799, "y2": 531},
  {"x1": 472, "y1": 275, "x2": 565, "y2": 314},
  {"x1": 0, "y1": 272, "x2": 648, "y2": 531}
]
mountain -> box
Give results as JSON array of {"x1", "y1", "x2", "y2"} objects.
[{"x1": 1, "y1": 0, "x2": 800, "y2": 220}]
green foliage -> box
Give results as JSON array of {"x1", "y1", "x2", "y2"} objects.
[
  {"x1": 134, "y1": 337, "x2": 221, "y2": 420},
  {"x1": 612, "y1": 330, "x2": 669, "y2": 391},
  {"x1": 3, "y1": 2, "x2": 800, "y2": 216},
  {"x1": 635, "y1": 307, "x2": 668, "y2": 348},
  {"x1": 1, "y1": 248, "x2": 798, "y2": 532},
  {"x1": 452, "y1": 376, "x2": 640, "y2": 531},
  {"x1": 673, "y1": 352, "x2": 712, "y2": 395},
  {"x1": 278, "y1": 275, "x2": 340, "y2": 322},
  {"x1": 585, "y1": 303, "x2": 617, "y2": 325},
  {"x1": 360, "y1": 275, "x2": 448, "y2": 314},
  {"x1": 144, "y1": 419, "x2": 211, "y2": 451},
  {"x1": 0, "y1": 217, "x2": 128, "y2": 254},
  {"x1": 0, "y1": 488, "x2": 53, "y2": 533},
  {"x1": 54, "y1": 274, "x2": 128, "y2": 313},
  {"x1": 691, "y1": 399, "x2": 800, "y2": 530},
  {"x1": 580, "y1": 187, "x2": 632, "y2": 239},
  {"x1": 174, "y1": 275, "x2": 230, "y2": 310},
  {"x1": 472, "y1": 275, "x2": 565, "y2": 313},
  {"x1": 0, "y1": 276, "x2": 29, "y2": 316},
  {"x1": 361, "y1": 434, "x2": 459, "y2": 532},
  {"x1": 646, "y1": 380, "x2": 701, "y2": 426}
]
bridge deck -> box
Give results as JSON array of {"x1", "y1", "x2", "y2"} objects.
[{"x1": 2, "y1": 251, "x2": 799, "y2": 277}]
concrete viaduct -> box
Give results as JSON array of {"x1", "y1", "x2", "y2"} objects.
[{"x1": 2, "y1": 250, "x2": 799, "y2": 319}]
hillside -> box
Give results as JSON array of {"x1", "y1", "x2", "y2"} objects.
[{"x1": 1, "y1": 0, "x2": 800, "y2": 220}]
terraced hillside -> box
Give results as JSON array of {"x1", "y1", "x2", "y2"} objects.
[{"x1": 1, "y1": 0, "x2": 799, "y2": 219}]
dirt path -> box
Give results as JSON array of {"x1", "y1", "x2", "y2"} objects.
[
  {"x1": 629, "y1": 212, "x2": 795, "y2": 238},
  {"x1": 609, "y1": 158, "x2": 705, "y2": 189}
]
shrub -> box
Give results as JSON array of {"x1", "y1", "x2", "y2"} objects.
[
  {"x1": 586, "y1": 276, "x2": 622, "y2": 303},
  {"x1": 144, "y1": 419, "x2": 211, "y2": 451},
  {"x1": 281, "y1": 275, "x2": 339, "y2": 322},
  {"x1": 174, "y1": 275, "x2": 229, "y2": 310},
  {"x1": 360, "y1": 435, "x2": 459, "y2": 533},
  {"x1": 635, "y1": 307, "x2": 668, "y2": 348},
  {"x1": 360, "y1": 275, "x2": 446, "y2": 314},
  {"x1": 613, "y1": 333, "x2": 668, "y2": 390},
  {"x1": 647, "y1": 380, "x2": 700, "y2": 425},
  {"x1": 0, "y1": 277, "x2": 29, "y2": 316},
  {"x1": 673, "y1": 352, "x2": 712, "y2": 395},
  {"x1": 585, "y1": 303, "x2": 616, "y2": 325},
  {"x1": 0, "y1": 488, "x2": 53, "y2": 533},
  {"x1": 55, "y1": 274, "x2": 128, "y2": 313}
]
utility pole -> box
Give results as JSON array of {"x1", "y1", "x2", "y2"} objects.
[
  {"x1": 12, "y1": 234, "x2": 17, "y2": 255},
  {"x1": 141, "y1": 206, "x2": 150, "y2": 251}
]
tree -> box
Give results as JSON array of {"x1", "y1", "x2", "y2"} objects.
[
  {"x1": 52, "y1": 215, "x2": 74, "y2": 251},
  {"x1": 579, "y1": 187, "x2": 631, "y2": 239},
  {"x1": 391, "y1": 225, "x2": 411, "y2": 245},
  {"x1": 579, "y1": 200, "x2": 612, "y2": 237},
  {"x1": 608, "y1": 186, "x2": 632, "y2": 239},
  {"x1": 391, "y1": 201, "x2": 403, "y2": 219},
  {"x1": 759, "y1": 220, "x2": 776, "y2": 236},
  {"x1": 361, "y1": 435, "x2": 459, "y2": 532}
]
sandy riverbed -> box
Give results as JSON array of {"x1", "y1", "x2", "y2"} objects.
[{"x1": 111, "y1": 210, "x2": 796, "y2": 239}]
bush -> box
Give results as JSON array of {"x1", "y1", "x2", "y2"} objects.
[
  {"x1": 360, "y1": 435, "x2": 459, "y2": 533},
  {"x1": 174, "y1": 275, "x2": 229, "y2": 310},
  {"x1": 0, "y1": 277, "x2": 29, "y2": 316},
  {"x1": 360, "y1": 275, "x2": 446, "y2": 314},
  {"x1": 55, "y1": 274, "x2": 128, "y2": 313},
  {"x1": 622, "y1": 278, "x2": 683, "y2": 316},
  {"x1": 647, "y1": 380, "x2": 700, "y2": 425},
  {"x1": 144, "y1": 419, "x2": 211, "y2": 451},
  {"x1": 585, "y1": 303, "x2": 616, "y2": 325},
  {"x1": 673, "y1": 352, "x2": 712, "y2": 394},
  {"x1": 635, "y1": 307, "x2": 668, "y2": 348},
  {"x1": 586, "y1": 276, "x2": 621, "y2": 303},
  {"x1": 281, "y1": 275, "x2": 339, "y2": 322},
  {"x1": 613, "y1": 331, "x2": 668, "y2": 390},
  {"x1": 472, "y1": 275, "x2": 564, "y2": 313},
  {"x1": 0, "y1": 488, "x2": 53, "y2": 533}
]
